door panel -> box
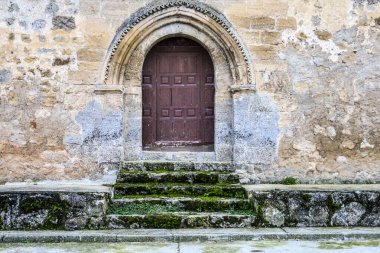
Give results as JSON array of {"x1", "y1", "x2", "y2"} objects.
[{"x1": 142, "y1": 37, "x2": 215, "y2": 147}]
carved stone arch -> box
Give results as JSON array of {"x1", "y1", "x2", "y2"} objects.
[
  {"x1": 98, "y1": 0, "x2": 275, "y2": 163},
  {"x1": 119, "y1": 23, "x2": 238, "y2": 160},
  {"x1": 102, "y1": 0, "x2": 255, "y2": 89}
]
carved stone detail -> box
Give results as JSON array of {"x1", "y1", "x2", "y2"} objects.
[{"x1": 103, "y1": 0, "x2": 254, "y2": 85}]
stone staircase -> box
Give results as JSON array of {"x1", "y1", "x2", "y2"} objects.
[{"x1": 106, "y1": 161, "x2": 256, "y2": 229}]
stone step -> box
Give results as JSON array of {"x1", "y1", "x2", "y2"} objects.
[
  {"x1": 106, "y1": 213, "x2": 255, "y2": 229},
  {"x1": 114, "y1": 183, "x2": 247, "y2": 198},
  {"x1": 116, "y1": 171, "x2": 240, "y2": 184},
  {"x1": 120, "y1": 161, "x2": 234, "y2": 172},
  {"x1": 109, "y1": 197, "x2": 252, "y2": 213}
]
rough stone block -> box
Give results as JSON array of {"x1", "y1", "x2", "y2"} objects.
[
  {"x1": 77, "y1": 49, "x2": 105, "y2": 62},
  {"x1": 79, "y1": 1, "x2": 100, "y2": 16},
  {"x1": 250, "y1": 17, "x2": 275, "y2": 30},
  {"x1": 52, "y1": 16, "x2": 76, "y2": 31},
  {"x1": 249, "y1": 45, "x2": 278, "y2": 60},
  {"x1": 68, "y1": 71, "x2": 98, "y2": 85},
  {"x1": 276, "y1": 18, "x2": 297, "y2": 30},
  {"x1": 261, "y1": 31, "x2": 282, "y2": 45}
]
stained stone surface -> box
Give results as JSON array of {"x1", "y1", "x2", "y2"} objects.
[
  {"x1": 0, "y1": 240, "x2": 379, "y2": 253},
  {"x1": 0, "y1": 185, "x2": 111, "y2": 230},
  {"x1": 247, "y1": 185, "x2": 380, "y2": 227},
  {"x1": 0, "y1": 0, "x2": 379, "y2": 185},
  {"x1": 233, "y1": 92, "x2": 279, "y2": 166}
]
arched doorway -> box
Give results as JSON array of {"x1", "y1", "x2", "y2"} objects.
[
  {"x1": 142, "y1": 37, "x2": 215, "y2": 149},
  {"x1": 100, "y1": 0, "x2": 269, "y2": 162}
]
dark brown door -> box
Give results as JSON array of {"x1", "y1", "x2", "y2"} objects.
[{"x1": 142, "y1": 37, "x2": 215, "y2": 148}]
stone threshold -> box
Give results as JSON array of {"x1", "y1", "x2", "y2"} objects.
[
  {"x1": 141, "y1": 151, "x2": 216, "y2": 162},
  {"x1": 1, "y1": 228, "x2": 379, "y2": 243},
  {"x1": 244, "y1": 184, "x2": 380, "y2": 192}
]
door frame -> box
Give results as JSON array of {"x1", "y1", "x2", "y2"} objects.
[
  {"x1": 142, "y1": 38, "x2": 215, "y2": 148},
  {"x1": 101, "y1": 3, "x2": 256, "y2": 162}
]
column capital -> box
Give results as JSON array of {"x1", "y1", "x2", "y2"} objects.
[
  {"x1": 229, "y1": 84, "x2": 256, "y2": 94},
  {"x1": 94, "y1": 85, "x2": 124, "y2": 94}
]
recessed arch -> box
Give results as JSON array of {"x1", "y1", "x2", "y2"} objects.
[
  {"x1": 101, "y1": 0, "x2": 259, "y2": 161},
  {"x1": 102, "y1": 0, "x2": 255, "y2": 87}
]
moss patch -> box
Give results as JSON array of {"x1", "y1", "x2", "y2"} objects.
[
  {"x1": 0, "y1": 196, "x2": 9, "y2": 212},
  {"x1": 318, "y1": 240, "x2": 380, "y2": 249},
  {"x1": 327, "y1": 196, "x2": 341, "y2": 213},
  {"x1": 251, "y1": 241, "x2": 287, "y2": 248},
  {"x1": 109, "y1": 200, "x2": 255, "y2": 215},
  {"x1": 118, "y1": 214, "x2": 183, "y2": 229},
  {"x1": 114, "y1": 183, "x2": 246, "y2": 198},
  {"x1": 277, "y1": 177, "x2": 297, "y2": 185},
  {"x1": 108, "y1": 203, "x2": 181, "y2": 215},
  {"x1": 19, "y1": 195, "x2": 70, "y2": 230}
]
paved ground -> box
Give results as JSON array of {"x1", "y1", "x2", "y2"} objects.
[
  {"x1": 0, "y1": 228, "x2": 379, "y2": 252},
  {"x1": 1, "y1": 228, "x2": 379, "y2": 243},
  {"x1": 0, "y1": 240, "x2": 379, "y2": 253}
]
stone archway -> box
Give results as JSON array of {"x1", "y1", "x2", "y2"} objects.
[
  {"x1": 98, "y1": 0, "x2": 279, "y2": 165},
  {"x1": 101, "y1": 0, "x2": 255, "y2": 87}
]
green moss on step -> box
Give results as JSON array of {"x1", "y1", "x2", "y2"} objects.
[
  {"x1": 114, "y1": 183, "x2": 246, "y2": 199},
  {"x1": 0, "y1": 197, "x2": 9, "y2": 212},
  {"x1": 110, "y1": 196, "x2": 254, "y2": 214},
  {"x1": 327, "y1": 196, "x2": 341, "y2": 212},
  {"x1": 19, "y1": 195, "x2": 70, "y2": 230},
  {"x1": 108, "y1": 203, "x2": 181, "y2": 215},
  {"x1": 278, "y1": 177, "x2": 297, "y2": 185},
  {"x1": 145, "y1": 214, "x2": 183, "y2": 228},
  {"x1": 253, "y1": 204, "x2": 265, "y2": 226},
  {"x1": 119, "y1": 214, "x2": 182, "y2": 229},
  {"x1": 114, "y1": 182, "x2": 236, "y2": 187},
  {"x1": 301, "y1": 193, "x2": 312, "y2": 203},
  {"x1": 194, "y1": 172, "x2": 217, "y2": 184}
]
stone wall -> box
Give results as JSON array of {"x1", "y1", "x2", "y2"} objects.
[
  {"x1": 0, "y1": 0, "x2": 379, "y2": 184},
  {"x1": 249, "y1": 186, "x2": 380, "y2": 227},
  {"x1": 0, "y1": 190, "x2": 110, "y2": 230}
]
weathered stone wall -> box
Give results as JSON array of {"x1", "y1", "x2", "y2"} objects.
[
  {"x1": 249, "y1": 186, "x2": 380, "y2": 227},
  {"x1": 0, "y1": 190, "x2": 110, "y2": 230},
  {"x1": 0, "y1": 0, "x2": 379, "y2": 183}
]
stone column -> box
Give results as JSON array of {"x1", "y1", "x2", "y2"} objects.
[{"x1": 123, "y1": 83, "x2": 143, "y2": 160}]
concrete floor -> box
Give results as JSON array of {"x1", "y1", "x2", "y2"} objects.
[{"x1": 0, "y1": 240, "x2": 379, "y2": 253}]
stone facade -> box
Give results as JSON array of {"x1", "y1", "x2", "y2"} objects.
[
  {"x1": 0, "y1": 188, "x2": 110, "y2": 230},
  {"x1": 249, "y1": 186, "x2": 380, "y2": 227},
  {"x1": 0, "y1": 0, "x2": 379, "y2": 184}
]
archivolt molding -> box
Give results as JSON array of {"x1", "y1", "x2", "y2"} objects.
[{"x1": 102, "y1": 0, "x2": 255, "y2": 87}]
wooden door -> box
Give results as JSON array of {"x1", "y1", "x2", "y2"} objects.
[{"x1": 142, "y1": 37, "x2": 215, "y2": 148}]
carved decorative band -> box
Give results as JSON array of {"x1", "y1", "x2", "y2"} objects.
[
  {"x1": 94, "y1": 85, "x2": 124, "y2": 94},
  {"x1": 229, "y1": 84, "x2": 256, "y2": 94},
  {"x1": 104, "y1": 0, "x2": 253, "y2": 84}
]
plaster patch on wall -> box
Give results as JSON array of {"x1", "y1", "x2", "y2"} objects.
[
  {"x1": 281, "y1": 29, "x2": 345, "y2": 62},
  {"x1": 0, "y1": 69, "x2": 12, "y2": 84},
  {"x1": 64, "y1": 100, "x2": 123, "y2": 163},
  {"x1": 233, "y1": 93, "x2": 280, "y2": 165}
]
